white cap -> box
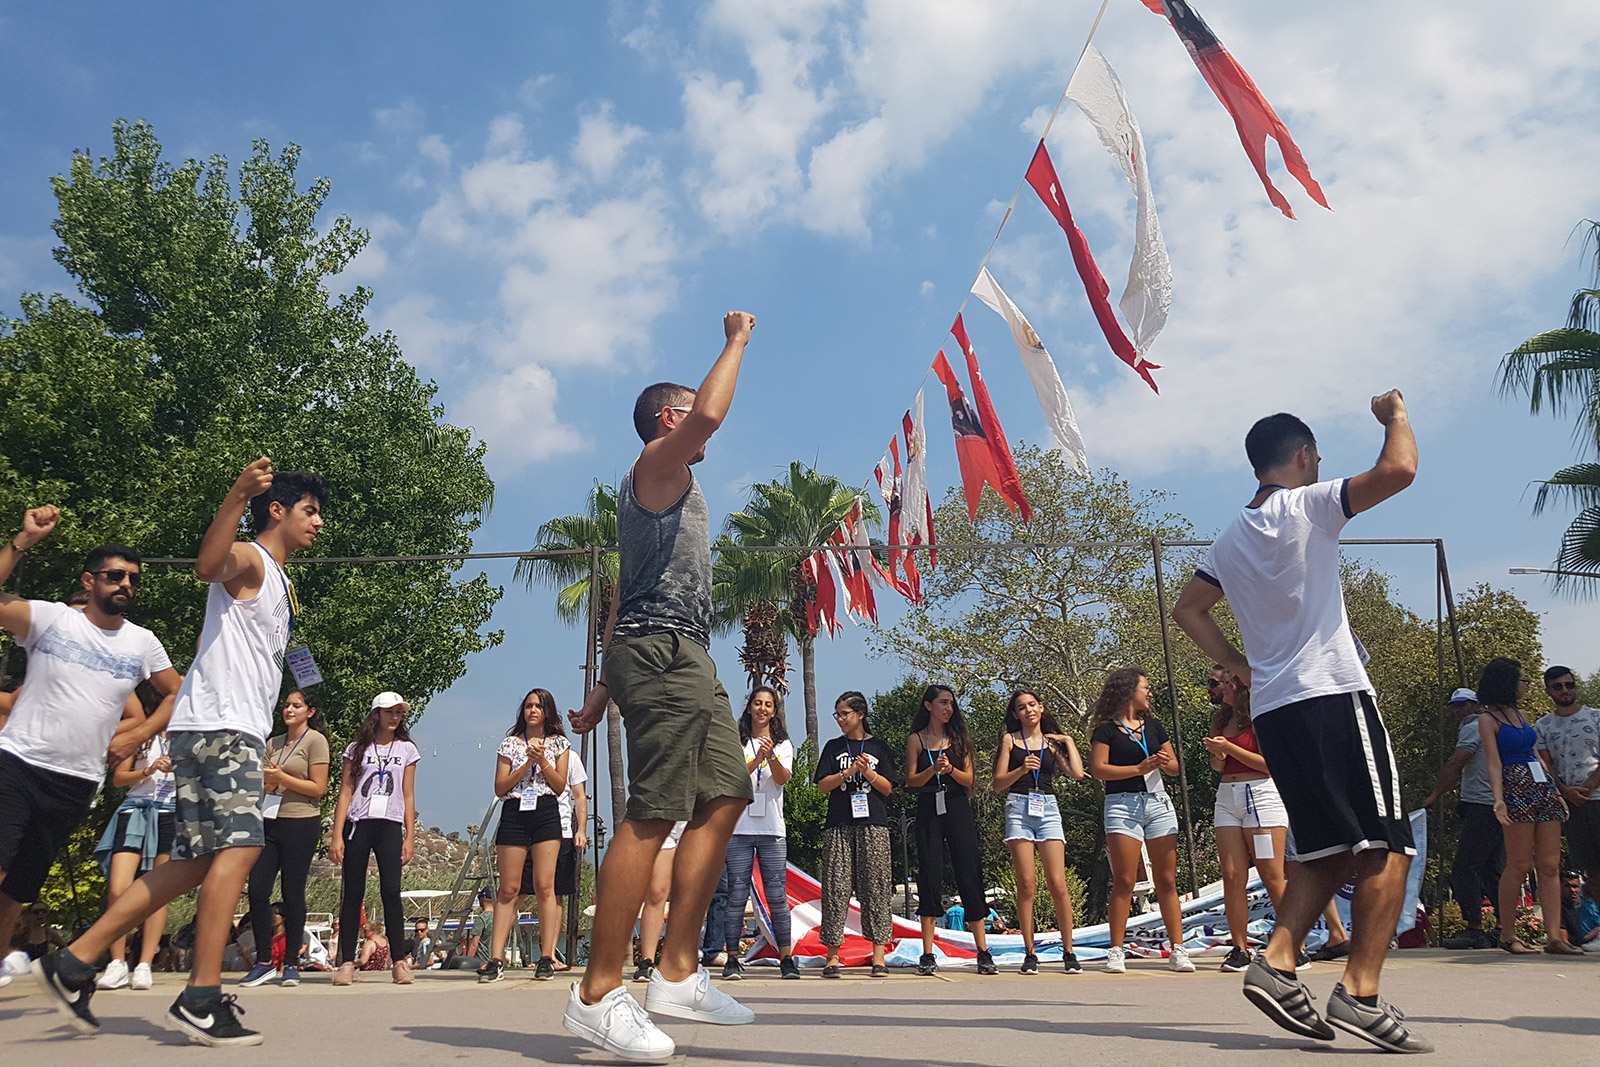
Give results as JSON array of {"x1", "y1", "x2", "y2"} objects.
[
  {"x1": 1448, "y1": 688, "x2": 1477, "y2": 704},
  {"x1": 371, "y1": 691, "x2": 410, "y2": 711}
]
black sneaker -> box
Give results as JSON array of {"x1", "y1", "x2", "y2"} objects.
[
  {"x1": 870, "y1": 964, "x2": 889, "y2": 978},
  {"x1": 1241, "y1": 951, "x2": 1335, "y2": 1041},
  {"x1": 721, "y1": 959, "x2": 743, "y2": 981},
  {"x1": 1326, "y1": 983, "x2": 1434, "y2": 1053},
  {"x1": 1440, "y1": 929, "x2": 1493, "y2": 950},
  {"x1": 916, "y1": 953, "x2": 937, "y2": 976},
  {"x1": 1309, "y1": 938, "x2": 1352, "y2": 961},
  {"x1": 1220, "y1": 947, "x2": 1253, "y2": 973},
  {"x1": 1019, "y1": 953, "x2": 1039, "y2": 975},
  {"x1": 821, "y1": 963, "x2": 841, "y2": 978},
  {"x1": 780, "y1": 957, "x2": 800, "y2": 979},
  {"x1": 976, "y1": 950, "x2": 998, "y2": 975},
  {"x1": 1061, "y1": 952, "x2": 1083, "y2": 975},
  {"x1": 1295, "y1": 948, "x2": 1312, "y2": 971},
  {"x1": 534, "y1": 956, "x2": 555, "y2": 980},
  {"x1": 478, "y1": 958, "x2": 505, "y2": 984},
  {"x1": 631, "y1": 959, "x2": 654, "y2": 983},
  {"x1": 166, "y1": 992, "x2": 263, "y2": 1047},
  {"x1": 34, "y1": 951, "x2": 100, "y2": 1034}
]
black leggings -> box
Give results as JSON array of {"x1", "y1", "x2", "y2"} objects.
[
  {"x1": 914, "y1": 792, "x2": 986, "y2": 921},
  {"x1": 248, "y1": 815, "x2": 321, "y2": 968},
  {"x1": 338, "y1": 819, "x2": 409, "y2": 963}
]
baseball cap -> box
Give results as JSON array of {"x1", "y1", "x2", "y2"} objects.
[
  {"x1": 1448, "y1": 688, "x2": 1477, "y2": 704},
  {"x1": 371, "y1": 691, "x2": 411, "y2": 711}
]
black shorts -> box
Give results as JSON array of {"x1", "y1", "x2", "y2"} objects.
[
  {"x1": 495, "y1": 798, "x2": 562, "y2": 847},
  {"x1": 0, "y1": 750, "x2": 99, "y2": 904},
  {"x1": 1254, "y1": 691, "x2": 1415, "y2": 862},
  {"x1": 111, "y1": 808, "x2": 177, "y2": 856},
  {"x1": 520, "y1": 838, "x2": 580, "y2": 897},
  {"x1": 1565, "y1": 799, "x2": 1600, "y2": 871}
]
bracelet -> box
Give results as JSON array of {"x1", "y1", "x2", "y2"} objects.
[{"x1": 7, "y1": 538, "x2": 25, "y2": 554}]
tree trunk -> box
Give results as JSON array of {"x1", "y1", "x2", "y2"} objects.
[
  {"x1": 802, "y1": 635, "x2": 818, "y2": 751},
  {"x1": 606, "y1": 699, "x2": 626, "y2": 829}
]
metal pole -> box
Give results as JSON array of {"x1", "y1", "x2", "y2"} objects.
[
  {"x1": 568, "y1": 544, "x2": 602, "y2": 965},
  {"x1": 1150, "y1": 537, "x2": 1198, "y2": 895},
  {"x1": 1436, "y1": 540, "x2": 1468, "y2": 686}
]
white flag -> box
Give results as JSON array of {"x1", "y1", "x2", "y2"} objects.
[
  {"x1": 1067, "y1": 45, "x2": 1171, "y2": 358},
  {"x1": 900, "y1": 390, "x2": 928, "y2": 544},
  {"x1": 969, "y1": 268, "x2": 1088, "y2": 474}
]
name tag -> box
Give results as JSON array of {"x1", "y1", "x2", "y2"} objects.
[
  {"x1": 154, "y1": 778, "x2": 176, "y2": 804},
  {"x1": 1027, "y1": 792, "x2": 1047, "y2": 817},
  {"x1": 1529, "y1": 760, "x2": 1548, "y2": 784},
  {"x1": 851, "y1": 792, "x2": 871, "y2": 819},
  {"x1": 935, "y1": 790, "x2": 947, "y2": 816},
  {"x1": 259, "y1": 792, "x2": 283, "y2": 819},
  {"x1": 285, "y1": 642, "x2": 324, "y2": 688},
  {"x1": 520, "y1": 785, "x2": 539, "y2": 811},
  {"x1": 748, "y1": 793, "x2": 767, "y2": 818},
  {"x1": 1252, "y1": 833, "x2": 1276, "y2": 860},
  {"x1": 368, "y1": 792, "x2": 390, "y2": 819},
  {"x1": 1145, "y1": 769, "x2": 1165, "y2": 794}
]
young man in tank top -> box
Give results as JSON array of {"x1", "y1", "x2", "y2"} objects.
[
  {"x1": 40, "y1": 458, "x2": 326, "y2": 1048},
  {"x1": 563, "y1": 311, "x2": 758, "y2": 1063},
  {"x1": 1174, "y1": 392, "x2": 1430, "y2": 1054},
  {"x1": 0, "y1": 508, "x2": 182, "y2": 980}
]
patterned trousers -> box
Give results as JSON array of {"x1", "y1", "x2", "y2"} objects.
[{"x1": 820, "y1": 823, "x2": 893, "y2": 948}]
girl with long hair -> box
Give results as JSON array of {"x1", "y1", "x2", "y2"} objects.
[
  {"x1": 484, "y1": 687, "x2": 570, "y2": 982},
  {"x1": 813, "y1": 691, "x2": 896, "y2": 977},
  {"x1": 330, "y1": 692, "x2": 419, "y2": 985},
  {"x1": 1088, "y1": 667, "x2": 1192, "y2": 974},
  {"x1": 993, "y1": 689, "x2": 1086, "y2": 975},
  {"x1": 907, "y1": 685, "x2": 994, "y2": 976},
  {"x1": 242, "y1": 689, "x2": 330, "y2": 988},
  {"x1": 720, "y1": 686, "x2": 798, "y2": 980},
  {"x1": 1477, "y1": 658, "x2": 1577, "y2": 954},
  {"x1": 1201, "y1": 669, "x2": 1289, "y2": 972}
]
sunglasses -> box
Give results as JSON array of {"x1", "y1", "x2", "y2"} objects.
[
  {"x1": 1204, "y1": 679, "x2": 1224, "y2": 687},
  {"x1": 91, "y1": 568, "x2": 141, "y2": 586},
  {"x1": 654, "y1": 405, "x2": 692, "y2": 419},
  {"x1": 1550, "y1": 681, "x2": 1578, "y2": 691}
]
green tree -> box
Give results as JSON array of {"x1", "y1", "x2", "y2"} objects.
[
  {"x1": 515, "y1": 482, "x2": 625, "y2": 823},
  {"x1": 1497, "y1": 219, "x2": 1600, "y2": 581}
]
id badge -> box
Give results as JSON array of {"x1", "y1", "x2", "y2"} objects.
[
  {"x1": 1027, "y1": 792, "x2": 1047, "y2": 817},
  {"x1": 1529, "y1": 760, "x2": 1548, "y2": 784},
  {"x1": 367, "y1": 792, "x2": 390, "y2": 819},
  {"x1": 520, "y1": 785, "x2": 539, "y2": 811},
  {"x1": 1144, "y1": 769, "x2": 1165, "y2": 794},
  {"x1": 1252, "y1": 833, "x2": 1276, "y2": 860},
  {"x1": 749, "y1": 793, "x2": 767, "y2": 818},
  {"x1": 851, "y1": 792, "x2": 871, "y2": 819},
  {"x1": 155, "y1": 779, "x2": 176, "y2": 804},
  {"x1": 935, "y1": 790, "x2": 947, "y2": 816},
  {"x1": 259, "y1": 792, "x2": 283, "y2": 819},
  {"x1": 285, "y1": 642, "x2": 324, "y2": 688}
]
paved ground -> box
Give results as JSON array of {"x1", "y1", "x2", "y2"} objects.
[{"x1": 4, "y1": 951, "x2": 1597, "y2": 1063}]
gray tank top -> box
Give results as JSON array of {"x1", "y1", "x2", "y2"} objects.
[{"x1": 613, "y1": 467, "x2": 713, "y2": 649}]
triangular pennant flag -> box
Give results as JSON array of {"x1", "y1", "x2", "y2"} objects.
[
  {"x1": 1138, "y1": 0, "x2": 1328, "y2": 219},
  {"x1": 951, "y1": 314, "x2": 1033, "y2": 523},
  {"x1": 1025, "y1": 141, "x2": 1159, "y2": 393},
  {"x1": 809, "y1": 552, "x2": 840, "y2": 637},
  {"x1": 901, "y1": 392, "x2": 929, "y2": 546},
  {"x1": 873, "y1": 440, "x2": 919, "y2": 601},
  {"x1": 932, "y1": 349, "x2": 1008, "y2": 521}
]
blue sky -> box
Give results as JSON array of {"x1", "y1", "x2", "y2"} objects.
[{"x1": 5, "y1": 1, "x2": 1600, "y2": 836}]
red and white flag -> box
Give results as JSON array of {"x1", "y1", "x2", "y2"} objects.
[
  {"x1": 901, "y1": 392, "x2": 936, "y2": 570},
  {"x1": 873, "y1": 440, "x2": 920, "y2": 601},
  {"x1": 803, "y1": 553, "x2": 840, "y2": 638},
  {"x1": 1025, "y1": 141, "x2": 1159, "y2": 393},
  {"x1": 828, "y1": 516, "x2": 878, "y2": 625},
  {"x1": 951, "y1": 315, "x2": 1032, "y2": 523},
  {"x1": 933, "y1": 348, "x2": 1021, "y2": 522},
  {"x1": 1139, "y1": 0, "x2": 1328, "y2": 220}
]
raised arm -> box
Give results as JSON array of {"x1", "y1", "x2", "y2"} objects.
[
  {"x1": 635, "y1": 312, "x2": 755, "y2": 484},
  {"x1": 0, "y1": 505, "x2": 61, "y2": 637},
  {"x1": 1344, "y1": 390, "x2": 1418, "y2": 516},
  {"x1": 195, "y1": 459, "x2": 274, "y2": 588}
]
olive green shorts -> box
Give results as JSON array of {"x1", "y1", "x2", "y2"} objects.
[{"x1": 602, "y1": 631, "x2": 754, "y2": 822}]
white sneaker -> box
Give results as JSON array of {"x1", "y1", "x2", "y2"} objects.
[
  {"x1": 1, "y1": 950, "x2": 30, "y2": 977},
  {"x1": 131, "y1": 963, "x2": 154, "y2": 990},
  {"x1": 0, "y1": 972, "x2": 11, "y2": 989},
  {"x1": 1168, "y1": 944, "x2": 1196, "y2": 973},
  {"x1": 97, "y1": 958, "x2": 130, "y2": 990},
  {"x1": 562, "y1": 983, "x2": 675, "y2": 1063},
  {"x1": 1103, "y1": 946, "x2": 1126, "y2": 973},
  {"x1": 645, "y1": 965, "x2": 755, "y2": 1025}
]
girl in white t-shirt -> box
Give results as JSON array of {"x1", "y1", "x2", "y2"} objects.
[{"x1": 718, "y1": 687, "x2": 796, "y2": 979}]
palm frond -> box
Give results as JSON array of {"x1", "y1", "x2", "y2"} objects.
[{"x1": 1531, "y1": 464, "x2": 1600, "y2": 516}]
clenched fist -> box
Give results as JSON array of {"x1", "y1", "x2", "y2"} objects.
[{"x1": 724, "y1": 311, "x2": 755, "y2": 343}]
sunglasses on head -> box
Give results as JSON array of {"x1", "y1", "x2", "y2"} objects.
[{"x1": 92, "y1": 568, "x2": 141, "y2": 586}]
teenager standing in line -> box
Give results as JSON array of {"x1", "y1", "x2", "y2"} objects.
[
  {"x1": 486, "y1": 687, "x2": 570, "y2": 982},
  {"x1": 42, "y1": 462, "x2": 324, "y2": 1047},
  {"x1": 1203, "y1": 669, "x2": 1289, "y2": 973},
  {"x1": 1477, "y1": 658, "x2": 1577, "y2": 955},
  {"x1": 721, "y1": 686, "x2": 798, "y2": 980},
  {"x1": 815, "y1": 691, "x2": 896, "y2": 979},
  {"x1": 993, "y1": 689, "x2": 1086, "y2": 975},
  {"x1": 1089, "y1": 668, "x2": 1192, "y2": 975},
  {"x1": 907, "y1": 685, "x2": 994, "y2": 977},
  {"x1": 94, "y1": 713, "x2": 176, "y2": 992},
  {"x1": 242, "y1": 689, "x2": 330, "y2": 988},
  {"x1": 330, "y1": 692, "x2": 419, "y2": 986}
]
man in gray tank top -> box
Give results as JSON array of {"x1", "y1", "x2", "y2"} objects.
[{"x1": 563, "y1": 312, "x2": 757, "y2": 1062}]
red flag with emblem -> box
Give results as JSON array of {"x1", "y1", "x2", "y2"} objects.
[
  {"x1": 951, "y1": 315, "x2": 1033, "y2": 523},
  {"x1": 873, "y1": 439, "x2": 920, "y2": 601}
]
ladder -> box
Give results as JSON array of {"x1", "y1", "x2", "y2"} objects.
[{"x1": 435, "y1": 797, "x2": 503, "y2": 952}]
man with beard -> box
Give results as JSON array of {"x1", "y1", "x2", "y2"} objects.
[
  {"x1": 0, "y1": 507, "x2": 181, "y2": 976},
  {"x1": 1536, "y1": 666, "x2": 1600, "y2": 905}
]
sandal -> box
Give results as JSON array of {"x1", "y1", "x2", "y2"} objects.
[
  {"x1": 392, "y1": 958, "x2": 415, "y2": 984},
  {"x1": 1500, "y1": 938, "x2": 1537, "y2": 955},
  {"x1": 1544, "y1": 939, "x2": 1583, "y2": 956}
]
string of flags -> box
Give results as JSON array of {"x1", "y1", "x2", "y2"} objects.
[{"x1": 798, "y1": 0, "x2": 1326, "y2": 638}]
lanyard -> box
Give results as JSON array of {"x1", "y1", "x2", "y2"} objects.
[
  {"x1": 274, "y1": 728, "x2": 310, "y2": 766},
  {"x1": 1118, "y1": 721, "x2": 1150, "y2": 760},
  {"x1": 375, "y1": 741, "x2": 395, "y2": 788},
  {"x1": 255, "y1": 542, "x2": 298, "y2": 634},
  {"x1": 1021, "y1": 732, "x2": 1042, "y2": 790},
  {"x1": 923, "y1": 732, "x2": 945, "y2": 789},
  {"x1": 753, "y1": 739, "x2": 765, "y2": 789},
  {"x1": 845, "y1": 737, "x2": 865, "y2": 784}
]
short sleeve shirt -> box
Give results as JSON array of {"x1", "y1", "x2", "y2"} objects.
[
  {"x1": 473, "y1": 909, "x2": 493, "y2": 961},
  {"x1": 558, "y1": 756, "x2": 589, "y2": 837},
  {"x1": 734, "y1": 738, "x2": 793, "y2": 837},
  {"x1": 495, "y1": 734, "x2": 572, "y2": 800},
  {"x1": 342, "y1": 739, "x2": 421, "y2": 823},
  {"x1": 1092, "y1": 717, "x2": 1170, "y2": 795},
  {"x1": 265, "y1": 729, "x2": 331, "y2": 819},
  {"x1": 1454, "y1": 717, "x2": 1494, "y2": 805},
  {"x1": 1533, "y1": 707, "x2": 1600, "y2": 787},
  {"x1": 815, "y1": 735, "x2": 897, "y2": 828},
  {"x1": 1198, "y1": 480, "x2": 1372, "y2": 716}
]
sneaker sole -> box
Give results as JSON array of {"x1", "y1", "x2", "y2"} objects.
[
  {"x1": 163, "y1": 1012, "x2": 265, "y2": 1048},
  {"x1": 1328, "y1": 1012, "x2": 1430, "y2": 1054},
  {"x1": 32, "y1": 961, "x2": 99, "y2": 1035},
  {"x1": 279, "y1": 979, "x2": 299, "y2": 988},
  {"x1": 643, "y1": 999, "x2": 755, "y2": 1026},
  {"x1": 239, "y1": 973, "x2": 278, "y2": 988},
  {"x1": 97, "y1": 979, "x2": 130, "y2": 990},
  {"x1": 1242, "y1": 983, "x2": 1335, "y2": 1041},
  {"x1": 562, "y1": 1009, "x2": 674, "y2": 1063}
]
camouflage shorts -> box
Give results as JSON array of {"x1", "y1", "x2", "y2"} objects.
[{"x1": 169, "y1": 731, "x2": 266, "y2": 859}]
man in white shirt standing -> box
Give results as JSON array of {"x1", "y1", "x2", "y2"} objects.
[
  {"x1": 0, "y1": 508, "x2": 181, "y2": 979},
  {"x1": 40, "y1": 459, "x2": 326, "y2": 1048},
  {"x1": 1174, "y1": 391, "x2": 1429, "y2": 1054},
  {"x1": 1535, "y1": 665, "x2": 1600, "y2": 903}
]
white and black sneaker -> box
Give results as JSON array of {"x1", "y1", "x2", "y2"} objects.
[
  {"x1": 478, "y1": 958, "x2": 505, "y2": 984},
  {"x1": 535, "y1": 956, "x2": 556, "y2": 980},
  {"x1": 1019, "y1": 953, "x2": 1039, "y2": 975},
  {"x1": 34, "y1": 950, "x2": 100, "y2": 1034},
  {"x1": 165, "y1": 991, "x2": 263, "y2": 1047},
  {"x1": 1241, "y1": 951, "x2": 1334, "y2": 1041},
  {"x1": 1326, "y1": 983, "x2": 1434, "y2": 1054},
  {"x1": 1220, "y1": 947, "x2": 1253, "y2": 973},
  {"x1": 1061, "y1": 951, "x2": 1083, "y2": 975}
]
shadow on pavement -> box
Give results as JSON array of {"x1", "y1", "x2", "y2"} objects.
[{"x1": 1417, "y1": 1015, "x2": 1600, "y2": 1036}]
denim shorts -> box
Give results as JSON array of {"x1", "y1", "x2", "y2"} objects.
[
  {"x1": 1003, "y1": 792, "x2": 1065, "y2": 843},
  {"x1": 1103, "y1": 791, "x2": 1178, "y2": 841}
]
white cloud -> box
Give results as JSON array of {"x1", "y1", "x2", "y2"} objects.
[
  {"x1": 374, "y1": 292, "x2": 473, "y2": 372},
  {"x1": 572, "y1": 103, "x2": 646, "y2": 182},
  {"x1": 374, "y1": 100, "x2": 425, "y2": 132},
  {"x1": 418, "y1": 134, "x2": 451, "y2": 167},
  {"x1": 458, "y1": 363, "x2": 586, "y2": 469}
]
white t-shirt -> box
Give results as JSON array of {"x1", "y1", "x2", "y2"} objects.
[
  {"x1": 558, "y1": 756, "x2": 588, "y2": 838},
  {"x1": 494, "y1": 734, "x2": 572, "y2": 801},
  {"x1": 126, "y1": 734, "x2": 176, "y2": 802},
  {"x1": 0, "y1": 601, "x2": 172, "y2": 782},
  {"x1": 1534, "y1": 706, "x2": 1600, "y2": 787},
  {"x1": 733, "y1": 737, "x2": 793, "y2": 837},
  {"x1": 170, "y1": 542, "x2": 293, "y2": 742},
  {"x1": 1198, "y1": 480, "x2": 1371, "y2": 717}
]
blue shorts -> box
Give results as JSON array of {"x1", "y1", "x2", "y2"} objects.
[
  {"x1": 1104, "y1": 791, "x2": 1178, "y2": 842},
  {"x1": 1003, "y1": 792, "x2": 1065, "y2": 843}
]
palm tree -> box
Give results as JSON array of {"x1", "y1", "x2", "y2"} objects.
[
  {"x1": 515, "y1": 482, "x2": 626, "y2": 824},
  {"x1": 1499, "y1": 220, "x2": 1600, "y2": 583},
  {"x1": 715, "y1": 462, "x2": 876, "y2": 749}
]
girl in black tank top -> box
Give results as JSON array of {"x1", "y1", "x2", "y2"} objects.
[{"x1": 993, "y1": 690, "x2": 1086, "y2": 974}]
